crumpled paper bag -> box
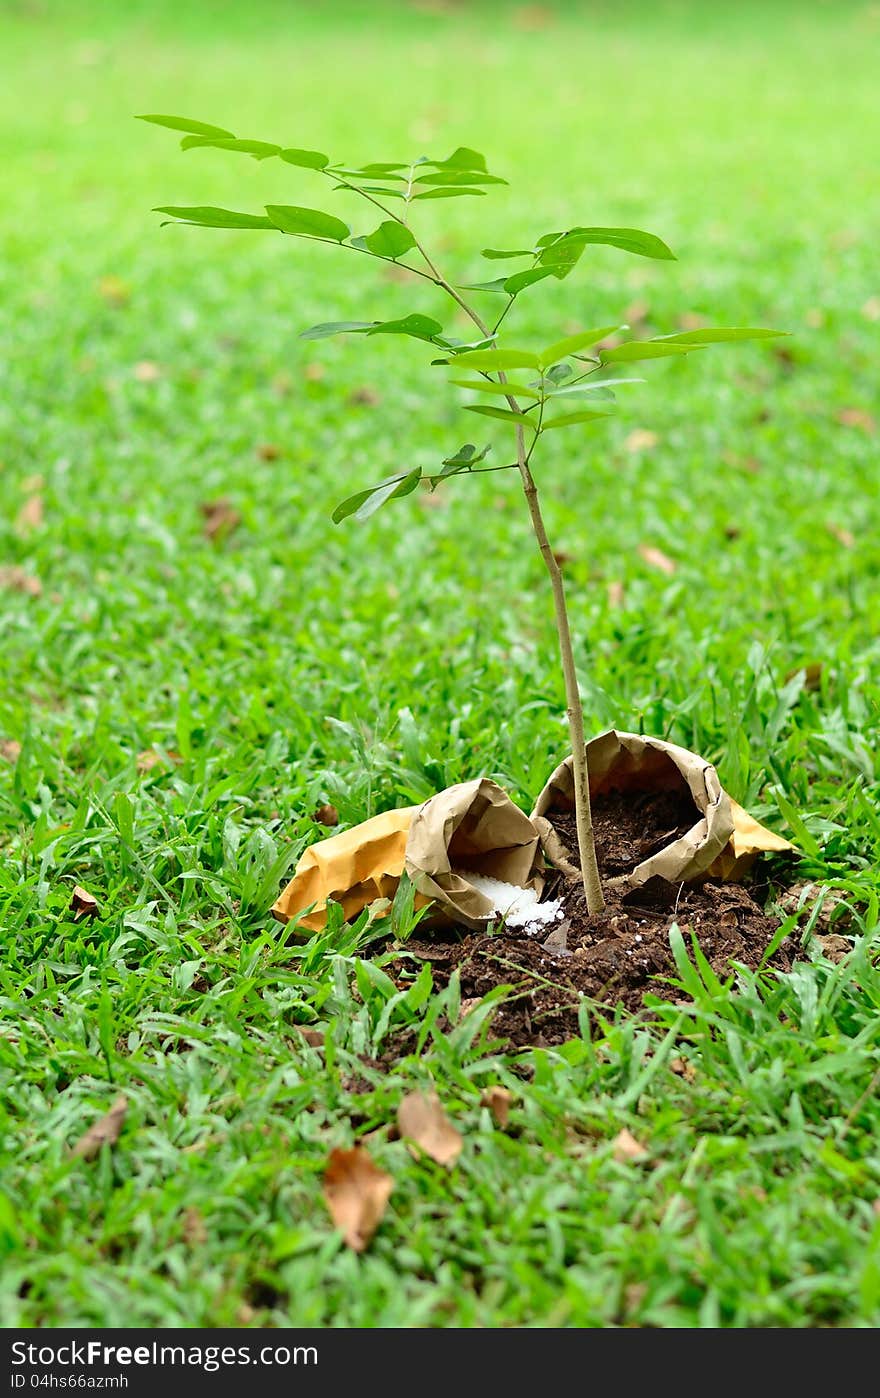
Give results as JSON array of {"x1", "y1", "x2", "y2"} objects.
[
  {"x1": 405, "y1": 777, "x2": 544, "y2": 929},
  {"x1": 531, "y1": 728, "x2": 790, "y2": 890},
  {"x1": 272, "y1": 778, "x2": 543, "y2": 934}
]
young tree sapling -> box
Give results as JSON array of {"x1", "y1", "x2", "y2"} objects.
[{"x1": 139, "y1": 113, "x2": 785, "y2": 914}]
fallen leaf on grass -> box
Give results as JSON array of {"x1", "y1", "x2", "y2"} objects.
[
  {"x1": 70, "y1": 1095, "x2": 127, "y2": 1160},
  {"x1": 346, "y1": 387, "x2": 381, "y2": 407},
  {"x1": 861, "y1": 296, "x2": 880, "y2": 322},
  {"x1": 181, "y1": 1207, "x2": 207, "y2": 1246},
  {"x1": 17, "y1": 495, "x2": 43, "y2": 534},
  {"x1": 256, "y1": 442, "x2": 281, "y2": 461},
  {"x1": 784, "y1": 661, "x2": 823, "y2": 690},
  {"x1": 303, "y1": 362, "x2": 325, "y2": 382},
  {"x1": 481, "y1": 1086, "x2": 512, "y2": 1129},
  {"x1": 397, "y1": 1091, "x2": 462, "y2": 1165},
  {"x1": 607, "y1": 580, "x2": 625, "y2": 609},
  {"x1": 297, "y1": 1025, "x2": 327, "y2": 1048},
  {"x1": 638, "y1": 544, "x2": 677, "y2": 575},
  {"x1": 513, "y1": 3, "x2": 556, "y2": 28},
  {"x1": 816, "y1": 933, "x2": 851, "y2": 964},
  {"x1": 200, "y1": 499, "x2": 241, "y2": 542},
  {"x1": 677, "y1": 311, "x2": 708, "y2": 331},
  {"x1": 312, "y1": 804, "x2": 339, "y2": 827},
  {"x1": 624, "y1": 299, "x2": 651, "y2": 327},
  {"x1": 458, "y1": 997, "x2": 482, "y2": 1022},
  {"x1": 1, "y1": 739, "x2": 22, "y2": 763},
  {"x1": 837, "y1": 407, "x2": 876, "y2": 434},
  {"x1": 98, "y1": 275, "x2": 130, "y2": 307},
  {"x1": 323, "y1": 1146, "x2": 393, "y2": 1252},
  {"x1": 0, "y1": 566, "x2": 42, "y2": 599},
  {"x1": 670, "y1": 1056, "x2": 697, "y2": 1083},
  {"x1": 624, "y1": 429, "x2": 659, "y2": 453},
  {"x1": 827, "y1": 522, "x2": 855, "y2": 549},
  {"x1": 71, "y1": 885, "x2": 100, "y2": 919},
  {"x1": 723, "y1": 524, "x2": 741, "y2": 540},
  {"x1": 612, "y1": 1128, "x2": 649, "y2": 1162},
  {"x1": 133, "y1": 360, "x2": 162, "y2": 382},
  {"x1": 136, "y1": 747, "x2": 182, "y2": 773}
]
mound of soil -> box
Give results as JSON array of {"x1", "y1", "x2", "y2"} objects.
[{"x1": 390, "y1": 790, "x2": 797, "y2": 1048}]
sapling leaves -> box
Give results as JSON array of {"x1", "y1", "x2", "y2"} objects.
[
  {"x1": 481, "y1": 248, "x2": 534, "y2": 260},
  {"x1": 504, "y1": 267, "x2": 554, "y2": 294},
  {"x1": 181, "y1": 137, "x2": 282, "y2": 159},
  {"x1": 599, "y1": 340, "x2": 700, "y2": 362},
  {"x1": 542, "y1": 408, "x2": 616, "y2": 430},
  {"x1": 441, "y1": 443, "x2": 490, "y2": 467},
  {"x1": 137, "y1": 114, "x2": 235, "y2": 138},
  {"x1": 300, "y1": 321, "x2": 379, "y2": 340},
  {"x1": 350, "y1": 221, "x2": 417, "y2": 258},
  {"x1": 655, "y1": 326, "x2": 789, "y2": 343},
  {"x1": 540, "y1": 326, "x2": 625, "y2": 366},
  {"x1": 445, "y1": 348, "x2": 541, "y2": 370},
  {"x1": 450, "y1": 379, "x2": 541, "y2": 400},
  {"x1": 281, "y1": 147, "x2": 331, "y2": 169},
  {"x1": 365, "y1": 314, "x2": 444, "y2": 342},
  {"x1": 462, "y1": 404, "x2": 534, "y2": 427},
  {"x1": 332, "y1": 470, "x2": 422, "y2": 524},
  {"x1": 154, "y1": 205, "x2": 276, "y2": 230},
  {"x1": 429, "y1": 146, "x2": 488, "y2": 172},
  {"x1": 414, "y1": 170, "x2": 508, "y2": 187},
  {"x1": 265, "y1": 205, "x2": 350, "y2": 241},
  {"x1": 412, "y1": 187, "x2": 487, "y2": 200}
]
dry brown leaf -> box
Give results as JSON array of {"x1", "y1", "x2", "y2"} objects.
[
  {"x1": 837, "y1": 407, "x2": 876, "y2": 434},
  {"x1": 200, "y1": 498, "x2": 241, "y2": 542},
  {"x1": 481, "y1": 1086, "x2": 512, "y2": 1130},
  {"x1": 458, "y1": 997, "x2": 482, "y2": 1022},
  {"x1": 606, "y1": 580, "x2": 625, "y2": 609},
  {"x1": 816, "y1": 933, "x2": 851, "y2": 964},
  {"x1": 638, "y1": 544, "x2": 677, "y2": 576},
  {"x1": 670, "y1": 1056, "x2": 697, "y2": 1083},
  {"x1": 397, "y1": 1090, "x2": 463, "y2": 1165},
  {"x1": 827, "y1": 522, "x2": 855, "y2": 549},
  {"x1": 624, "y1": 428, "x2": 659, "y2": 453},
  {"x1": 136, "y1": 747, "x2": 182, "y2": 774},
  {"x1": 347, "y1": 387, "x2": 381, "y2": 407},
  {"x1": 1, "y1": 739, "x2": 22, "y2": 763},
  {"x1": 303, "y1": 362, "x2": 325, "y2": 382},
  {"x1": 133, "y1": 360, "x2": 162, "y2": 382},
  {"x1": 612, "y1": 1127, "x2": 649, "y2": 1162},
  {"x1": 298, "y1": 1025, "x2": 326, "y2": 1048},
  {"x1": 552, "y1": 549, "x2": 572, "y2": 568},
  {"x1": 98, "y1": 275, "x2": 130, "y2": 307},
  {"x1": 542, "y1": 921, "x2": 569, "y2": 953},
  {"x1": 677, "y1": 311, "x2": 708, "y2": 331},
  {"x1": 181, "y1": 1207, "x2": 207, "y2": 1246},
  {"x1": 861, "y1": 296, "x2": 880, "y2": 322},
  {"x1": 323, "y1": 1145, "x2": 393, "y2": 1252},
  {"x1": 624, "y1": 299, "x2": 650, "y2": 327},
  {"x1": 71, "y1": 885, "x2": 100, "y2": 919},
  {"x1": 70, "y1": 1095, "x2": 127, "y2": 1160},
  {"x1": 312, "y1": 804, "x2": 339, "y2": 827},
  {"x1": 0, "y1": 566, "x2": 42, "y2": 600},
  {"x1": 17, "y1": 494, "x2": 44, "y2": 534},
  {"x1": 256, "y1": 442, "x2": 281, "y2": 461},
  {"x1": 784, "y1": 661, "x2": 823, "y2": 690},
  {"x1": 724, "y1": 524, "x2": 741, "y2": 541}
]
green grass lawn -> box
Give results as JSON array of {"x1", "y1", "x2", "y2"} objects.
[{"x1": 2, "y1": 0, "x2": 880, "y2": 1327}]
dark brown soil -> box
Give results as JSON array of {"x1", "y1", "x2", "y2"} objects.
[{"x1": 389, "y1": 790, "x2": 797, "y2": 1049}]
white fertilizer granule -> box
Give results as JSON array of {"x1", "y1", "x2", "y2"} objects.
[{"x1": 456, "y1": 871, "x2": 563, "y2": 932}]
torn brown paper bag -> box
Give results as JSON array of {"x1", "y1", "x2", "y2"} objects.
[
  {"x1": 532, "y1": 729, "x2": 792, "y2": 889},
  {"x1": 405, "y1": 777, "x2": 544, "y2": 930},
  {"x1": 272, "y1": 806, "x2": 417, "y2": 932},
  {"x1": 273, "y1": 777, "x2": 543, "y2": 934}
]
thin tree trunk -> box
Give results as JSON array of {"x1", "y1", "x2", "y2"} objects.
[{"x1": 514, "y1": 431, "x2": 605, "y2": 914}]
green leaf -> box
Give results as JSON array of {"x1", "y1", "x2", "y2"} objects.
[
  {"x1": 333, "y1": 168, "x2": 408, "y2": 182},
  {"x1": 136, "y1": 114, "x2": 235, "y2": 138},
  {"x1": 542, "y1": 408, "x2": 615, "y2": 430},
  {"x1": 332, "y1": 470, "x2": 422, "y2": 524},
  {"x1": 429, "y1": 146, "x2": 488, "y2": 172},
  {"x1": 300, "y1": 321, "x2": 377, "y2": 340},
  {"x1": 350, "y1": 221, "x2": 417, "y2": 259},
  {"x1": 540, "y1": 326, "x2": 624, "y2": 366},
  {"x1": 481, "y1": 248, "x2": 533, "y2": 260},
  {"x1": 539, "y1": 225, "x2": 676, "y2": 261},
  {"x1": 459, "y1": 278, "x2": 509, "y2": 294},
  {"x1": 451, "y1": 378, "x2": 541, "y2": 401},
  {"x1": 265, "y1": 205, "x2": 350, "y2": 241},
  {"x1": 337, "y1": 184, "x2": 407, "y2": 199},
  {"x1": 415, "y1": 170, "x2": 507, "y2": 187},
  {"x1": 412, "y1": 187, "x2": 487, "y2": 200},
  {"x1": 442, "y1": 443, "x2": 489, "y2": 466},
  {"x1": 462, "y1": 404, "x2": 534, "y2": 427},
  {"x1": 366, "y1": 314, "x2": 444, "y2": 342},
  {"x1": 600, "y1": 341, "x2": 701, "y2": 363},
  {"x1": 154, "y1": 205, "x2": 276, "y2": 230},
  {"x1": 504, "y1": 267, "x2": 554, "y2": 295},
  {"x1": 446, "y1": 348, "x2": 541, "y2": 371},
  {"x1": 654, "y1": 326, "x2": 789, "y2": 344},
  {"x1": 547, "y1": 377, "x2": 644, "y2": 398},
  {"x1": 280, "y1": 147, "x2": 330, "y2": 170},
  {"x1": 181, "y1": 137, "x2": 281, "y2": 159}
]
